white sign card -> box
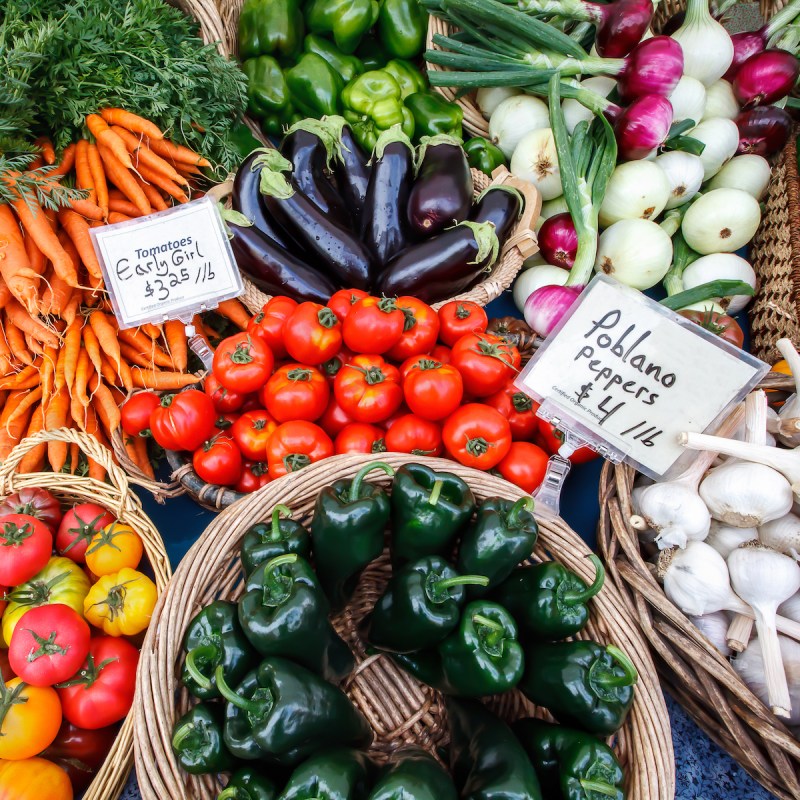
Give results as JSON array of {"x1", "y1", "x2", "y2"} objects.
[
  {"x1": 90, "y1": 196, "x2": 243, "y2": 329},
  {"x1": 515, "y1": 276, "x2": 769, "y2": 479}
]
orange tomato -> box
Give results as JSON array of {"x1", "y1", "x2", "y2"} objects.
[
  {"x1": 0, "y1": 680, "x2": 61, "y2": 760},
  {"x1": 0, "y1": 757, "x2": 73, "y2": 800},
  {"x1": 84, "y1": 522, "x2": 143, "y2": 576}
]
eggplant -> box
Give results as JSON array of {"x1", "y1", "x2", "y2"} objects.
[
  {"x1": 470, "y1": 186, "x2": 523, "y2": 243},
  {"x1": 375, "y1": 220, "x2": 500, "y2": 303},
  {"x1": 407, "y1": 135, "x2": 473, "y2": 237},
  {"x1": 331, "y1": 118, "x2": 371, "y2": 227},
  {"x1": 361, "y1": 127, "x2": 414, "y2": 273}
]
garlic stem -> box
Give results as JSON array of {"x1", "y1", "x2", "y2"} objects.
[{"x1": 726, "y1": 614, "x2": 754, "y2": 653}]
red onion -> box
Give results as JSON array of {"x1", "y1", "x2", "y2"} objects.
[
  {"x1": 593, "y1": 0, "x2": 655, "y2": 58},
  {"x1": 736, "y1": 106, "x2": 793, "y2": 156},
  {"x1": 733, "y1": 49, "x2": 800, "y2": 107},
  {"x1": 524, "y1": 284, "x2": 583, "y2": 338},
  {"x1": 614, "y1": 95, "x2": 674, "y2": 161},
  {"x1": 617, "y1": 37, "x2": 685, "y2": 102},
  {"x1": 538, "y1": 213, "x2": 578, "y2": 269},
  {"x1": 724, "y1": 31, "x2": 767, "y2": 80}
]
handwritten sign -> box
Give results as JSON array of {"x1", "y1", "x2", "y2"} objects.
[
  {"x1": 90, "y1": 196, "x2": 243, "y2": 329},
  {"x1": 516, "y1": 276, "x2": 768, "y2": 479}
]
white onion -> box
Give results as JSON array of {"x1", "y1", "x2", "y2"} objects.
[
  {"x1": 489, "y1": 96, "x2": 550, "y2": 158},
  {"x1": 668, "y1": 76, "x2": 707, "y2": 123},
  {"x1": 562, "y1": 76, "x2": 615, "y2": 134},
  {"x1": 689, "y1": 117, "x2": 739, "y2": 180},
  {"x1": 682, "y1": 253, "x2": 757, "y2": 314},
  {"x1": 682, "y1": 189, "x2": 761, "y2": 254},
  {"x1": 671, "y1": 2, "x2": 734, "y2": 86},
  {"x1": 477, "y1": 87, "x2": 521, "y2": 120},
  {"x1": 539, "y1": 196, "x2": 570, "y2": 221},
  {"x1": 510, "y1": 128, "x2": 562, "y2": 201},
  {"x1": 655, "y1": 151, "x2": 705, "y2": 210},
  {"x1": 702, "y1": 80, "x2": 740, "y2": 121},
  {"x1": 513, "y1": 264, "x2": 568, "y2": 312},
  {"x1": 594, "y1": 219, "x2": 673, "y2": 290},
  {"x1": 708, "y1": 155, "x2": 771, "y2": 201},
  {"x1": 598, "y1": 161, "x2": 670, "y2": 228},
  {"x1": 678, "y1": 300, "x2": 727, "y2": 314}
]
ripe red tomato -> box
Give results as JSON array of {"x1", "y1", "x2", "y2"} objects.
[
  {"x1": 383, "y1": 404, "x2": 411, "y2": 429},
  {"x1": 385, "y1": 414, "x2": 443, "y2": 456},
  {"x1": 485, "y1": 381, "x2": 538, "y2": 441},
  {"x1": 120, "y1": 392, "x2": 159, "y2": 437},
  {"x1": 335, "y1": 355, "x2": 404, "y2": 423},
  {"x1": 247, "y1": 296, "x2": 298, "y2": 359},
  {"x1": 193, "y1": 436, "x2": 243, "y2": 486},
  {"x1": 442, "y1": 404, "x2": 512, "y2": 469},
  {"x1": 231, "y1": 410, "x2": 278, "y2": 461},
  {"x1": 320, "y1": 347, "x2": 354, "y2": 384},
  {"x1": 235, "y1": 461, "x2": 271, "y2": 493},
  {"x1": 429, "y1": 344, "x2": 452, "y2": 364},
  {"x1": 57, "y1": 636, "x2": 139, "y2": 729},
  {"x1": 261, "y1": 364, "x2": 330, "y2": 423},
  {"x1": 213, "y1": 412, "x2": 240, "y2": 435},
  {"x1": 335, "y1": 423, "x2": 386, "y2": 455},
  {"x1": 437, "y1": 301, "x2": 489, "y2": 347},
  {"x1": 342, "y1": 297, "x2": 405, "y2": 354},
  {"x1": 328, "y1": 289, "x2": 369, "y2": 322},
  {"x1": 56, "y1": 504, "x2": 115, "y2": 564},
  {"x1": 318, "y1": 397, "x2": 355, "y2": 438},
  {"x1": 283, "y1": 303, "x2": 343, "y2": 364},
  {"x1": 9, "y1": 604, "x2": 91, "y2": 687},
  {"x1": 403, "y1": 358, "x2": 464, "y2": 421},
  {"x1": 266, "y1": 421, "x2": 334, "y2": 479},
  {"x1": 150, "y1": 389, "x2": 216, "y2": 451},
  {"x1": 41, "y1": 721, "x2": 119, "y2": 795},
  {"x1": 212, "y1": 334, "x2": 274, "y2": 393},
  {"x1": 450, "y1": 333, "x2": 520, "y2": 397},
  {"x1": 496, "y1": 441, "x2": 549, "y2": 493},
  {"x1": 204, "y1": 374, "x2": 247, "y2": 413},
  {"x1": 0, "y1": 514, "x2": 52, "y2": 585},
  {"x1": 679, "y1": 309, "x2": 745, "y2": 348},
  {"x1": 0, "y1": 488, "x2": 61, "y2": 534},
  {"x1": 386, "y1": 297, "x2": 440, "y2": 361},
  {"x1": 536, "y1": 418, "x2": 599, "y2": 464}
]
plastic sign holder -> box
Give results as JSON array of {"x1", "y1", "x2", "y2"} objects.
[
  {"x1": 90, "y1": 196, "x2": 243, "y2": 369},
  {"x1": 515, "y1": 275, "x2": 769, "y2": 515}
]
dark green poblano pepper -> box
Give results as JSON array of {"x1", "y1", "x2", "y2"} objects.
[
  {"x1": 388, "y1": 649, "x2": 454, "y2": 694},
  {"x1": 367, "y1": 747, "x2": 458, "y2": 800},
  {"x1": 463, "y1": 137, "x2": 507, "y2": 176},
  {"x1": 240, "y1": 504, "x2": 312, "y2": 577},
  {"x1": 278, "y1": 747, "x2": 375, "y2": 800},
  {"x1": 171, "y1": 703, "x2": 235, "y2": 775},
  {"x1": 218, "y1": 768, "x2": 278, "y2": 800}
]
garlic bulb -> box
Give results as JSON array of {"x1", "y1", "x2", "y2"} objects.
[
  {"x1": 775, "y1": 339, "x2": 800, "y2": 448},
  {"x1": 690, "y1": 611, "x2": 732, "y2": 657},
  {"x1": 779, "y1": 593, "x2": 800, "y2": 623},
  {"x1": 759, "y1": 513, "x2": 800, "y2": 560},
  {"x1": 706, "y1": 520, "x2": 757, "y2": 558},
  {"x1": 655, "y1": 152, "x2": 704, "y2": 210}
]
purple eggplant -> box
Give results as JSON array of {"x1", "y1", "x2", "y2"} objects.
[
  {"x1": 470, "y1": 186, "x2": 523, "y2": 243},
  {"x1": 328, "y1": 117, "x2": 371, "y2": 227},
  {"x1": 407, "y1": 135, "x2": 473, "y2": 237}
]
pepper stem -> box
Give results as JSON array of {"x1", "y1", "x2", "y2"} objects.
[
  {"x1": 349, "y1": 462, "x2": 395, "y2": 502},
  {"x1": 264, "y1": 553, "x2": 298, "y2": 571},
  {"x1": 580, "y1": 779, "x2": 619, "y2": 797},
  {"x1": 170, "y1": 721, "x2": 198, "y2": 752},
  {"x1": 271, "y1": 504, "x2": 294, "y2": 540},
  {"x1": 563, "y1": 554, "x2": 606, "y2": 605},
  {"x1": 183, "y1": 645, "x2": 217, "y2": 691},
  {"x1": 428, "y1": 479, "x2": 444, "y2": 506},
  {"x1": 216, "y1": 788, "x2": 242, "y2": 800},
  {"x1": 506, "y1": 496, "x2": 534, "y2": 527},
  {"x1": 594, "y1": 645, "x2": 639, "y2": 688},
  {"x1": 434, "y1": 575, "x2": 490, "y2": 591},
  {"x1": 214, "y1": 665, "x2": 269, "y2": 716}
]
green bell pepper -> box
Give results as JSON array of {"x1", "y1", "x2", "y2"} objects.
[
  {"x1": 241, "y1": 56, "x2": 301, "y2": 138},
  {"x1": 238, "y1": 0, "x2": 304, "y2": 61},
  {"x1": 278, "y1": 748, "x2": 375, "y2": 800},
  {"x1": 513, "y1": 718, "x2": 625, "y2": 800},
  {"x1": 306, "y1": 0, "x2": 379, "y2": 54},
  {"x1": 447, "y1": 698, "x2": 542, "y2": 800},
  {"x1": 237, "y1": 554, "x2": 354, "y2": 682},
  {"x1": 240, "y1": 504, "x2": 311, "y2": 577},
  {"x1": 519, "y1": 640, "x2": 638, "y2": 735},
  {"x1": 219, "y1": 768, "x2": 278, "y2": 800},
  {"x1": 181, "y1": 600, "x2": 256, "y2": 701},
  {"x1": 493, "y1": 555, "x2": 605, "y2": 640},
  {"x1": 438, "y1": 600, "x2": 524, "y2": 696},
  {"x1": 218, "y1": 657, "x2": 372, "y2": 764},
  {"x1": 457, "y1": 497, "x2": 537, "y2": 594},
  {"x1": 304, "y1": 34, "x2": 365, "y2": 84},
  {"x1": 285, "y1": 53, "x2": 343, "y2": 119},
  {"x1": 311, "y1": 462, "x2": 395, "y2": 610},
  {"x1": 378, "y1": 0, "x2": 426, "y2": 59},
  {"x1": 383, "y1": 59, "x2": 427, "y2": 99},
  {"x1": 357, "y1": 37, "x2": 388, "y2": 70},
  {"x1": 365, "y1": 555, "x2": 489, "y2": 653},
  {"x1": 390, "y1": 463, "x2": 475, "y2": 564},
  {"x1": 464, "y1": 137, "x2": 506, "y2": 176},
  {"x1": 171, "y1": 703, "x2": 234, "y2": 775},
  {"x1": 404, "y1": 93, "x2": 463, "y2": 140},
  {"x1": 388, "y1": 649, "x2": 454, "y2": 694},
  {"x1": 367, "y1": 748, "x2": 458, "y2": 800}
]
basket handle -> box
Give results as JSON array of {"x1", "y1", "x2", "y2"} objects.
[{"x1": 488, "y1": 166, "x2": 542, "y2": 260}]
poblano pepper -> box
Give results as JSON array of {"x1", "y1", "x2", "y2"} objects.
[
  {"x1": 171, "y1": 703, "x2": 234, "y2": 775},
  {"x1": 457, "y1": 496, "x2": 537, "y2": 594},
  {"x1": 404, "y1": 93, "x2": 464, "y2": 141},
  {"x1": 218, "y1": 657, "x2": 372, "y2": 764},
  {"x1": 383, "y1": 60, "x2": 427, "y2": 99},
  {"x1": 285, "y1": 53, "x2": 343, "y2": 118},
  {"x1": 364, "y1": 555, "x2": 489, "y2": 653},
  {"x1": 242, "y1": 57, "x2": 301, "y2": 138},
  {"x1": 377, "y1": 0, "x2": 426, "y2": 59},
  {"x1": 311, "y1": 462, "x2": 395, "y2": 610},
  {"x1": 493, "y1": 555, "x2": 605, "y2": 640},
  {"x1": 181, "y1": 600, "x2": 256, "y2": 700},
  {"x1": 367, "y1": 748, "x2": 458, "y2": 800},
  {"x1": 238, "y1": 0, "x2": 303, "y2": 60},
  {"x1": 513, "y1": 718, "x2": 625, "y2": 800},
  {"x1": 306, "y1": 0, "x2": 379, "y2": 53},
  {"x1": 278, "y1": 747, "x2": 375, "y2": 800},
  {"x1": 447, "y1": 698, "x2": 542, "y2": 800},
  {"x1": 219, "y1": 768, "x2": 278, "y2": 800},
  {"x1": 438, "y1": 600, "x2": 524, "y2": 696},
  {"x1": 388, "y1": 649, "x2": 454, "y2": 694},
  {"x1": 390, "y1": 463, "x2": 475, "y2": 564},
  {"x1": 464, "y1": 137, "x2": 506, "y2": 176},
  {"x1": 304, "y1": 35, "x2": 365, "y2": 84},
  {"x1": 237, "y1": 554, "x2": 354, "y2": 682},
  {"x1": 519, "y1": 641, "x2": 638, "y2": 735},
  {"x1": 241, "y1": 504, "x2": 312, "y2": 577}
]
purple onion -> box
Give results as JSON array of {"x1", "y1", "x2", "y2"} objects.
[
  {"x1": 733, "y1": 49, "x2": 800, "y2": 107},
  {"x1": 724, "y1": 30, "x2": 767, "y2": 81},
  {"x1": 617, "y1": 36, "x2": 685, "y2": 102},
  {"x1": 614, "y1": 95, "x2": 674, "y2": 161},
  {"x1": 736, "y1": 106, "x2": 793, "y2": 156},
  {"x1": 524, "y1": 284, "x2": 583, "y2": 338},
  {"x1": 592, "y1": 0, "x2": 655, "y2": 58},
  {"x1": 538, "y1": 213, "x2": 578, "y2": 269}
]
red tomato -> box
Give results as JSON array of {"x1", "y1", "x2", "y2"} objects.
[
  {"x1": 383, "y1": 404, "x2": 411, "y2": 429},
  {"x1": 429, "y1": 344, "x2": 452, "y2": 364},
  {"x1": 0, "y1": 488, "x2": 62, "y2": 533},
  {"x1": 320, "y1": 347, "x2": 354, "y2": 384},
  {"x1": 204, "y1": 374, "x2": 247, "y2": 413},
  {"x1": 403, "y1": 358, "x2": 464, "y2": 421},
  {"x1": 318, "y1": 397, "x2": 355, "y2": 438},
  {"x1": 442, "y1": 404, "x2": 512, "y2": 469},
  {"x1": 213, "y1": 413, "x2": 240, "y2": 435},
  {"x1": 235, "y1": 461, "x2": 271, "y2": 493},
  {"x1": 9, "y1": 604, "x2": 91, "y2": 687},
  {"x1": 485, "y1": 381, "x2": 538, "y2": 441},
  {"x1": 57, "y1": 636, "x2": 139, "y2": 729},
  {"x1": 240, "y1": 394, "x2": 264, "y2": 413},
  {"x1": 56, "y1": 504, "x2": 115, "y2": 564},
  {"x1": 679, "y1": 309, "x2": 745, "y2": 348},
  {"x1": 283, "y1": 303, "x2": 343, "y2": 364},
  {"x1": 266, "y1": 421, "x2": 334, "y2": 479},
  {"x1": 41, "y1": 720, "x2": 119, "y2": 795},
  {"x1": 451, "y1": 333, "x2": 520, "y2": 397},
  {"x1": 536, "y1": 418, "x2": 599, "y2": 464},
  {"x1": 193, "y1": 436, "x2": 243, "y2": 486},
  {"x1": 386, "y1": 297, "x2": 440, "y2": 361},
  {"x1": 385, "y1": 414, "x2": 443, "y2": 456},
  {"x1": 0, "y1": 514, "x2": 52, "y2": 585},
  {"x1": 335, "y1": 355, "x2": 404, "y2": 423},
  {"x1": 231, "y1": 410, "x2": 278, "y2": 461},
  {"x1": 120, "y1": 392, "x2": 159, "y2": 437},
  {"x1": 247, "y1": 296, "x2": 298, "y2": 358},
  {"x1": 212, "y1": 333, "x2": 274, "y2": 393},
  {"x1": 335, "y1": 423, "x2": 386, "y2": 455},
  {"x1": 261, "y1": 364, "x2": 330, "y2": 423},
  {"x1": 437, "y1": 301, "x2": 489, "y2": 347},
  {"x1": 342, "y1": 297, "x2": 405, "y2": 354},
  {"x1": 150, "y1": 389, "x2": 216, "y2": 452},
  {"x1": 328, "y1": 289, "x2": 369, "y2": 322},
  {"x1": 496, "y1": 441, "x2": 549, "y2": 493}
]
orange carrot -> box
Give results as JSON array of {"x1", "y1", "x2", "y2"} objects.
[
  {"x1": 0, "y1": 391, "x2": 33, "y2": 460},
  {"x1": 23, "y1": 231, "x2": 47, "y2": 277},
  {"x1": 87, "y1": 143, "x2": 108, "y2": 220},
  {"x1": 118, "y1": 341, "x2": 154, "y2": 369},
  {"x1": 132, "y1": 435, "x2": 156, "y2": 480},
  {"x1": 111, "y1": 126, "x2": 187, "y2": 185},
  {"x1": 133, "y1": 175, "x2": 169, "y2": 212},
  {"x1": 0, "y1": 364, "x2": 39, "y2": 391},
  {"x1": 63, "y1": 319, "x2": 83, "y2": 390},
  {"x1": 71, "y1": 393, "x2": 87, "y2": 430},
  {"x1": 0, "y1": 206, "x2": 40, "y2": 313},
  {"x1": 84, "y1": 405, "x2": 109, "y2": 482},
  {"x1": 142, "y1": 323, "x2": 161, "y2": 339},
  {"x1": 81, "y1": 324, "x2": 104, "y2": 377},
  {"x1": 3, "y1": 318, "x2": 32, "y2": 366},
  {"x1": 35, "y1": 137, "x2": 56, "y2": 166},
  {"x1": 68, "y1": 440, "x2": 80, "y2": 474},
  {"x1": 86, "y1": 114, "x2": 133, "y2": 169},
  {"x1": 147, "y1": 137, "x2": 211, "y2": 168},
  {"x1": 216, "y1": 299, "x2": 251, "y2": 330},
  {"x1": 100, "y1": 109, "x2": 164, "y2": 140},
  {"x1": 131, "y1": 367, "x2": 199, "y2": 390},
  {"x1": 96, "y1": 144, "x2": 151, "y2": 216},
  {"x1": 0, "y1": 279, "x2": 11, "y2": 309},
  {"x1": 5, "y1": 299, "x2": 59, "y2": 348},
  {"x1": 97, "y1": 353, "x2": 116, "y2": 385},
  {"x1": 50, "y1": 144, "x2": 76, "y2": 177},
  {"x1": 18, "y1": 403, "x2": 46, "y2": 473},
  {"x1": 6, "y1": 385, "x2": 43, "y2": 428},
  {"x1": 25, "y1": 333, "x2": 44, "y2": 358},
  {"x1": 118, "y1": 327, "x2": 173, "y2": 368},
  {"x1": 88, "y1": 310, "x2": 121, "y2": 373},
  {"x1": 61, "y1": 290, "x2": 82, "y2": 328},
  {"x1": 136, "y1": 163, "x2": 189, "y2": 204},
  {"x1": 117, "y1": 355, "x2": 133, "y2": 392},
  {"x1": 88, "y1": 373, "x2": 121, "y2": 432},
  {"x1": 163, "y1": 321, "x2": 188, "y2": 371},
  {"x1": 75, "y1": 140, "x2": 97, "y2": 204},
  {"x1": 74, "y1": 347, "x2": 93, "y2": 408},
  {"x1": 44, "y1": 386, "x2": 70, "y2": 471},
  {"x1": 175, "y1": 163, "x2": 204, "y2": 178},
  {"x1": 41, "y1": 344, "x2": 57, "y2": 405},
  {"x1": 107, "y1": 212, "x2": 133, "y2": 225},
  {"x1": 57, "y1": 209, "x2": 102, "y2": 280},
  {"x1": 107, "y1": 198, "x2": 143, "y2": 217}
]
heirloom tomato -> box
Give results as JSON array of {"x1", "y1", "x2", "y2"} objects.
[
  {"x1": 450, "y1": 333, "x2": 520, "y2": 397},
  {"x1": 283, "y1": 303, "x2": 342, "y2": 364},
  {"x1": 335, "y1": 355, "x2": 403, "y2": 423},
  {"x1": 442, "y1": 404, "x2": 512, "y2": 470},
  {"x1": 204, "y1": 374, "x2": 246, "y2": 413},
  {"x1": 247, "y1": 296, "x2": 298, "y2": 358},
  {"x1": 212, "y1": 334, "x2": 273, "y2": 393},
  {"x1": 42, "y1": 721, "x2": 119, "y2": 795},
  {"x1": 0, "y1": 488, "x2": 61, "y2": 533},
  {"x1": 386, "y1": 297, "x2": 440, "y2": 361},
  {"x1": 328, "y1": 289, "x2": 369, "y2": 322},
  {"x1": 0, "y1": 756, "x2": 73, "y2": 799},
  {"x1": 266, "y1": 421, "x2": 334, "y2": 479},
  {"x1": 679, "y1": 309, "x2": 745, "y2": 349},
  {"x1": 193, "y1": 437, "x2": 243, "y2": 487},
  {"x1": 150, "y1": 390, "x2": 216, "y2": 451},
  {"x1": 262, "y1": 365, "x2": 329, "y2": 422},
  {"x1": 83, "y1": 567, "x2": 157, "y2": 637},
  {"x1": 56, "y1": 503, "x2": 115, "y2": 564},
  {"x1": 231, "y1": 411, "x2": 278, "y2": 461},
  {"x1": 342, "y1": 296, "x2": 405, "y2": 354},
  {"x1": 485, "y1": 381, "x2": 538, "y2": 441},
  {"x1": 0, "y1": 679, "x2": 61, "y2": 759},
  {"x1": 496, "y1": 441, "x2": 549, "y2": 494},
  {"x1": 437, "y1": 301, "x2": 488, "y2": 346},
  {"x1": 385, "y1": 414, "x2": 443, "y2": 456},
  {"x1": 120, "y1": 392, "x2": 159, "y2": 437},
  {"x1": 85, "y1": 522, "x2": 143, "y2": 576},
  {"x1": 0, "y1": 514, "x2": 52, "y2": 586},
  {"x1": 334, "y1": 423, "x2": 386, "y2": 455},
  {"x1": 402, "y1": 358, "x2": 463, "y2": 421}
]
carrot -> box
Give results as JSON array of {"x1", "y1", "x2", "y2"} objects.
[
  {"x1": 132, "y1": 434, "x2": 156, "y2": 480},
  {"x1": 142, "y1": 323, "x2": 161, "y2": 339},
  {"x1": 6, "y1": 385, "x2": 43, "y2": 428},
  {"x1": 81, "y1": 325, "x2": 104, "y2": 377},
  {"x1": 136, "y1": 163, "x2": 189, "y2": 204},
  {"x1": 84, "y1": 405, "x2": 108, "y2": 482},
  {"x1": 23, "y1": 231, "x2": 47, "y2": 277},
  {"x1": 89, "y1": 311, "x2": 121, "y2": 372},
  {"x1": 86, "y1": 274, "x2": 104, "y2": 305},
  {"x1": 97, "y1": 353, "x2": 117, "y2": 385},
  {"x1": 71, "y1": 393, "x2": 87, "y2": 430},
  {"x1": 147, "y1": 137, "x2": 211, "y2": 168},
  {"x1": 96, "y1": 144, "x2": 151, "y2": 217},
  {"x1": 175, "y1": 163, "x2": 204, "y2": 178},
  {"x1": 111, "y1": 126, "x2": 187, "y2": 185},
  {"x1": 35, "y1": 137, "x2": 56, "y2": 166},
  {"x1": 18, "y1": 404, "x2": 46, "y2": 473},
  {"x1": 100, "y1": 109, "x2": 164, "y2": 140},
  {"x1": 58, "y1": 210, "x2": 100, "y2": 282},
  {"x1": 43, "y1": 385, "x2": 70, "y2": 471},
  {"x1": 25, "y1": 334, "x2": 44, "y2": 357},
  {"x1": 63, "y1": 318, "x2": 83, "y2": 390},
  {"x1": 0, "y1": 279, "x2": 11, "y2": 309},
  {"x1": 216, "y1": 299, "x2": 251, "y2": 330},
  {"x1": 0, "y1": 205, "x2": 43, "y2": 312},
  {"x1": 28, "y1": 175, "x2": 103, "y2": 221},
  {"x1": 131, "y1": 367, "x2": 200, "y2": 390},
  {"x1": 68, "y1": 441, "x2": 80, "y2": 474},
  {"x1": 117, "y1": 355, "x2": 133, "y2": 392},
  {"x1": 41, "y1": 345, "x2": 57, "y2": 406},
  {"x1": 5, "y1": 299, "x2": 59, "y2": 348},
  {"x1": 3, "y1": 318, "x2": 32, "y2": 366},
  {"x1": 118, "y1": 341, "x2": 154, "y2": 369},
  {"x1": 0, "y1": 391, "x2": 34, "y2": 460},
  {"x1": 50, "y1": 144, "x2": 77, "y2": 177},
  {"x1": 108, "y1": 198, "x2": 143, "y2": 217},
  {"x1": 61, "y1": 290, "x2": 82, "y2": 328},
  {"x1": 86, "y1": 114, "x2": 133, "y2": 170},
  {"x1": 0, "y1": 364, "x2": 38, "y2": 391},
  {"x1": 133, "y1": 175, "x2": 169, "y2": 212},
  {"x1": 88, "y1": 374, "x2": 121, "y2": 432},
  {"x1": 75, "y1": 140, "x2": 97, "y2": 204},
  {"x1": 118, "y1": 327, "x2": 173, "y2": 368},
  {"x1": 74, "y1": 348, "x2": 93, "y2": 408},
  {"x1": 87, "y1": 143, "x2": 108, "y2": 220},
  {"x1": 107, "y1": 212, "x2": 133, "y2": 225}
]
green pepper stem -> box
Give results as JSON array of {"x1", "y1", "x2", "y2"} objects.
[
  {"x1": 428, "y1": 479, "x2": 443, "y2": 506},
  {"x1": 506, "y1": 496, "x2": 535, "y2": 527},
  {"x1": 183, "y1": 645, "x2": 217, "y2": 690},
  {"x1": 594, "y1": 645, "x2": 639, "y2": 688},
  {"x1": 214, "y1": 665, "x2": 267, "y2": 716},
  {"x1": 563, "y1": 554, "x2": 606, "y2": 605},
  {"x1": 171, "y1": 721, "x2": 197, "y2": 752},
  {"x1": 271, "y1": 504, "x2": 294, "y2": 540},
  {"x1": 580, "y1": 779, "x2": 619, "y2": 797},
  {"x1": 434, "y1": 575, "x2": 490, "y2": 591},
  {"x1": 264, "y1": 553, "x2": 298, "y2": 571},
  {"x1": 216, "y1": 788, "x2": 242, "y2": 800},
  {"x1": 472, "y1": 613, "x2": 504, "y2": 631},
  {"x1": 349, "y1": 462, "x2": 395, "y2": 502}
]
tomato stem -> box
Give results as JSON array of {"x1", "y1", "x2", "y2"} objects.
[{"x1": 0, "y1": 521, "x2": 33, "y2": 546}]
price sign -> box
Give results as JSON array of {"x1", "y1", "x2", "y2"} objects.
[
  {"x1": 90, "y1": 196, "x2": 243, "y2": 329},
  {"x1": 516, "y1": 276, "x2": 768, "y2": 479}
]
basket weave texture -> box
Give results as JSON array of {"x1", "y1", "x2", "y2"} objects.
[
  {"x1": 0, "y1": 428, "x2": 171, "y2": 800},
  {"x1": 134, "y1": 453, "x2": 674, "y2": 800}
]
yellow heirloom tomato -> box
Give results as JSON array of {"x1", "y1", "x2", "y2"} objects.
[
  {"x1": 83, "y1": 567, "x2": 157, "y2": 636},
  {"x1": 0, "y1": 680, "x2": 61, "y2": 760},
  {"x1": 85, "y1": 522, "x2": 143, "y2": 576}
]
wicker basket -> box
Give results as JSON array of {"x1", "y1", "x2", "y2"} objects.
[
  {"x1": 0, "y1": 428, "x2": 172, "y2": 800},
  {"x1": 134, "y1": 453, "x2": 674, "y2": 800}
]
